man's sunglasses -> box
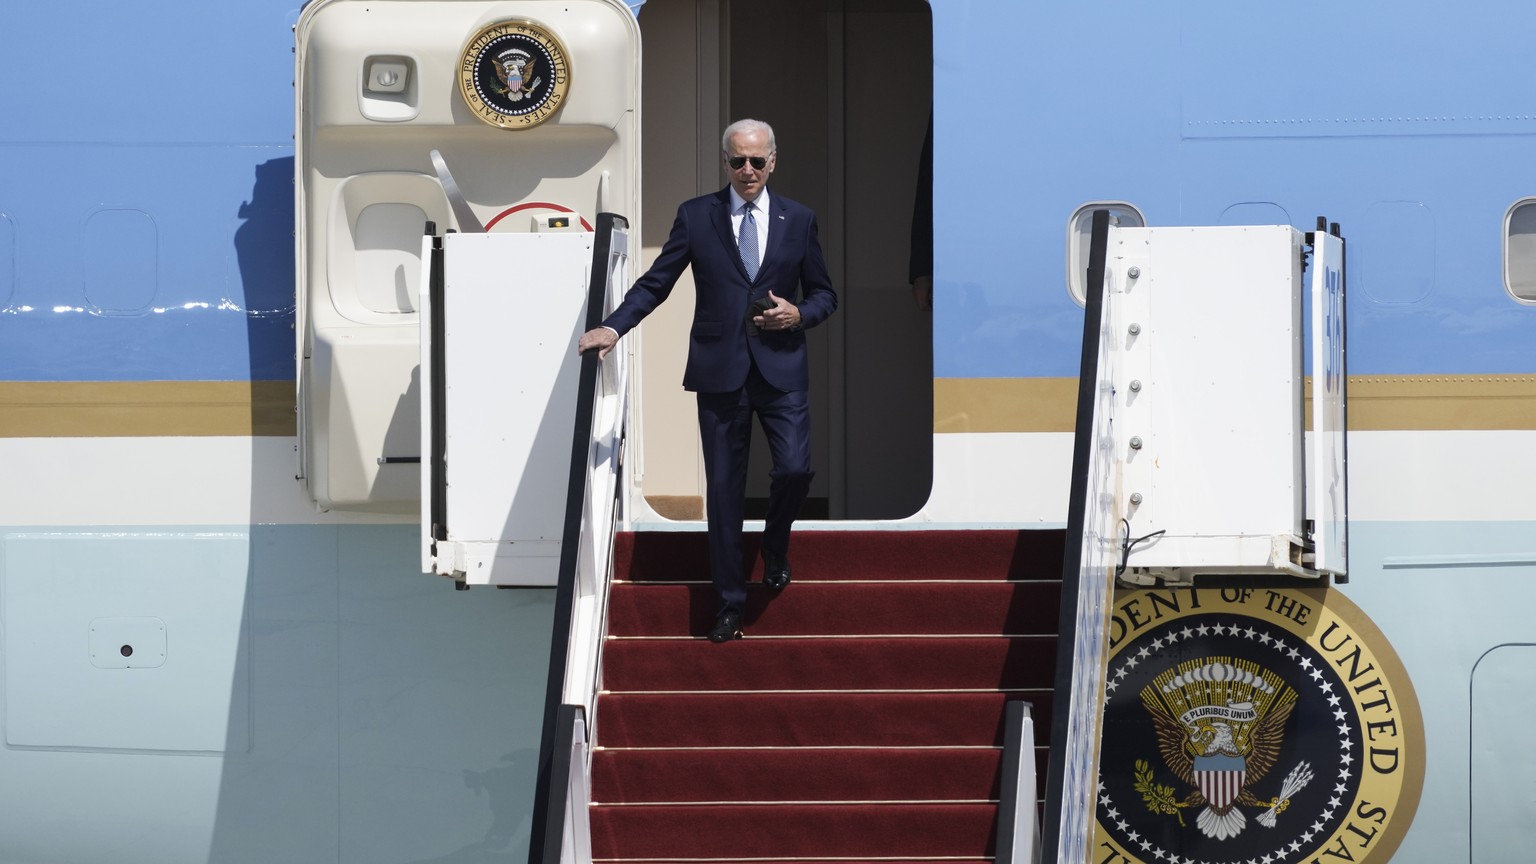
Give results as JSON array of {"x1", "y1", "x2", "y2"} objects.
[{"x1": 726, "y1": 155, "x2": 769, "y2": 170}]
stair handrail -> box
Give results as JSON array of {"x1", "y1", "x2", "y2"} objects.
[
  {"x1": 1039, "y1": 209, "x2": 1122, "y2": 863},
  {"x1": 529, "y1": 212, "x2": 632, "y2": 864},
  {"x1": 540, "y1": 704, "x2": 596, "y2": 864},
  {"x1": 994, "y1": 700, "x2": 1041, "y2": 864}
]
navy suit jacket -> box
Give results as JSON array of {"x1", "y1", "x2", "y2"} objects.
[{"x1": 602, "y1": 188, "x2": 837, "y2": 393}]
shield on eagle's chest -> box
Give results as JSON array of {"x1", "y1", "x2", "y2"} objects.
[{"x1": 1193, "y1": 754, "x2": 1246, "y2": 809}]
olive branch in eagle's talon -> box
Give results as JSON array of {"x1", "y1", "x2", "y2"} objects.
[{"x1": 1134, "y1": 759, "x2": 1188, "y2": 828}]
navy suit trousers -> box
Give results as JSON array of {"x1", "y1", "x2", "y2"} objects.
[{"x1": 696, "y1": 361, "x2": 814, "y2": 615}]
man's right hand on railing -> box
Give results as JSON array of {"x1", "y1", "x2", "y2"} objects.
[{"x1": 578, "y1": 326, "x2": 619, "y2": 359}]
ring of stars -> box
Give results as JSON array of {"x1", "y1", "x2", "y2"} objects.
[{"x1": 1097, "y1": 619, "x2": 1358, "y2": 864}]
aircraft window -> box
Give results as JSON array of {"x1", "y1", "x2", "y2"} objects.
[
  {"x1": 353, "y1": 203, "x2": 425, "y2": 314},
  {"x1": 1503, "y1": 198, "x2": 1536, "y2": 305},
  {"x1": 1218, "y1": 202, "x2": 1291, "y2": 227},
  {"x1": 1357, "y1": 201, "x2": 1434, "y2": 305},
  {"x1": 1067, "y1": 202, "x2": 1146, "y2": 307},
  {"x1": 0, "y1": 213, "x2": 13, "y2": 310},
  {"x1": 84, "y1": 208, "x2": 158, "y2": 315}
]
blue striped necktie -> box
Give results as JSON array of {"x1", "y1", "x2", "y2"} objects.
[{"x1": 738, "y1": 201, "x2": 759, "y2": 280}]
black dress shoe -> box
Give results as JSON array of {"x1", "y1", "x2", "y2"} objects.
[
  {"x1": 707, "y1": 610, "x2": 744, "y2": 643},
  {"x1": 763, "y1": 551, "x2": 792, "y2": 590}
]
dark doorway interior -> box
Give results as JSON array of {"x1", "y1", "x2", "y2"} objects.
[{"x1": 732, "y1": 0, "x2": 934, "y2": 520}]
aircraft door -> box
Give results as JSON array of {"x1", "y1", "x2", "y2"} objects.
[{"x1": 293, "y1": 0, "x2": 640, "y2": 517}]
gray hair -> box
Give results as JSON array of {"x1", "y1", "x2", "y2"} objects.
[{"x1": 721, "y1": 119, "x2": 777, "y2": 154}]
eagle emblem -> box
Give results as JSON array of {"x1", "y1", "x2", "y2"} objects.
[
  {"x1": 493, "y1": 48, "x2": 540, "y2": 100},
  {"x1": 1136, "y1": 659, "x2": 1313, "y2": 840},
  {"x1": 457, "y1": 20, "x2": 570, "y2": 129}
]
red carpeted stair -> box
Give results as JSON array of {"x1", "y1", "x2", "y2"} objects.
[{"x1": 590, "y1": 529, "x2": 1064, "y2": 864}]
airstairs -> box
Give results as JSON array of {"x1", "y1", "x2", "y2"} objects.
[
  {"x1": 1043, "y1": 211, "x2": 1349, "y2": 862},
  {"x1": 592, "y1": 529, "x2": 1061, "y2": 862},
  {"x1": 516, "y1": 209, "x2": 1349, "y2": 864},
  {"x1": 369, "y1": 171, "x2": 1348, "y2": 864}
]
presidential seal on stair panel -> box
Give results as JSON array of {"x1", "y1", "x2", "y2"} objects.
[
  {"x1": 1092, "y1": 586, "x2": 1423, "y2": 864},
  {"x1": 458, "y1": 20, "x2": 570, "y2": 129}
]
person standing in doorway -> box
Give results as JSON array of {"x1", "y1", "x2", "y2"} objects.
[{"x1": 577, "y1": 119, "x2": 838, "y2": 643}]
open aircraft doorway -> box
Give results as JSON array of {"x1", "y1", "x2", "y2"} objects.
[{"x1": 634, "y1": 0, "x2": 934, "y2": 522}]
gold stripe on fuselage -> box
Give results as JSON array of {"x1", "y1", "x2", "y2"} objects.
[
  {"x1": 934, "y1": 375, "x2": 1536, "y2": 433},
  {"x1": 0, "y1": 376, "x2": 1531, "y2": 437},
  {"x1": 0, "y1": 381, "x2": 295, "y2": 437}
]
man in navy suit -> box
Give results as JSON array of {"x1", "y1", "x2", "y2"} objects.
[{"x1": 577, "y1": 119, "x2": 838, "y2": 643}]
